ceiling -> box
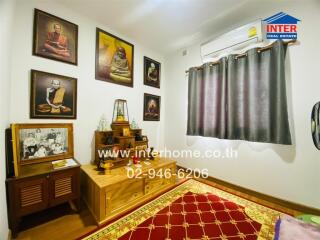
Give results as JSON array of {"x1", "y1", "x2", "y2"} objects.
[{"x1": 56, "y1": 0, "x2": 294, "y2": 55}]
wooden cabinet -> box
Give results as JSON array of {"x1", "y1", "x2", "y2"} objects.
[
  {"x1": 94, "y1": 123, "x2": 149, "y2": 168},
  {"x1": 81, "y1": 158, "x2": 176, "y2": 224},
  {"x1": 49, "y1": 169, "x2": 79, "y2": 206},
  {"x1": 13, "y1": 177, "x2": 49, "y2": 217},
  {"x1": 6, "y1": 161, "x2": 80, "y2": 237},
  {"x1": 105, "y1": 178, "x2": 145, "y2": 214}
]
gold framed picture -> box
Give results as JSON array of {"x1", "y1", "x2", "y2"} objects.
[
  {"x1": 123, "y1": 127, "x2": 131, "y2": 137},
  {"x1": 30, "y1": 70, "x2": 77, "y2": 119},
  {"x1": 33, "y1": 9, "x2": 78, "y2": 65},
  {"x1": 11, "y1": 123, "x2": 74, "y2": 176},
  {"x1": 95, "y1": 28, "x2": 134, "y2": 87}
]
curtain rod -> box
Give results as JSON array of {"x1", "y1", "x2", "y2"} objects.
[{"x1": 185, "y1": 40, "x2": 297, "y2": 73}]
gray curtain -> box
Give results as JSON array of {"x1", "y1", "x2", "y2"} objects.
[{"x1": 187, "y1": 40, "x2": 292, "y2": 145}]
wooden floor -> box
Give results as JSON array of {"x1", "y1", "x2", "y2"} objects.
[
  {"x1": 14, "y1": 200, "x2": 96, "y2": 240},
  {"x1": 13, "y1": 176, "x2": 301, "y2": 240}
]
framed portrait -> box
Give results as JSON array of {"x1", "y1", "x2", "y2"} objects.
[
  {"x1": 143, "y1": 93, "x2": 161, "y2": 121},
  {"x1": 144, "y1": 56, "x2": 161, "y2": 88},
  {"x1": 30, "y1": 70, "x2": 77, "y2": 119},
  {"x1": 33, "y1": 9, "x2": 78, "y2": 65},
  {"x1": 95, "y1": 28, "x2": 134, "y2": 87},
  {"x1": 311, "y1": 101, "x2": 320, "y2": 150},
  {"x1": 11, "y1": 123, "x2": 74, "y2": 176}
]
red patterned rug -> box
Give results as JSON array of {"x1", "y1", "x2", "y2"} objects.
[{"x1": 82, "y1": 179, "x2": 284, "y2": 240}]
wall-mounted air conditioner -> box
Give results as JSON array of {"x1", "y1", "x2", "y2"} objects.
[{"x1": 201, "y1": 19, "x2": 266, "y2": 61}]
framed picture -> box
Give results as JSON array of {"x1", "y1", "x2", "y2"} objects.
[
  {"x1": 95, "y1": 28, "x2": 134, "y2": 87},
  {"x1": 144, "y1": 56, "x2": 161, "y2": 88},
  {"x1": 311, "y1": 101, "x2": 320, "y2": 150},
  {"x1": 11, "y1": 123, "x2": 74, "y2": 176},
  {"x1": 143, "y1": 93, "x2": 161, "y2": 121},
  {"x1": 33, "y1": 9, "x2": 78, "y2": 65},
  {"x1": 123, "y1": 128, "x2": 130, "y2": 137},
  {"x1": 30, "y1": 70, "x2": 77, "y2": 119}
]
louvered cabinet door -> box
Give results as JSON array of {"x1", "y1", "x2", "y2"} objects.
[
  {"x1": 49, "y1": 169, "x2": 79, "y2": 206},
  {"x1": 14, "y1": 177, "x2": 49, "y2": 216}
]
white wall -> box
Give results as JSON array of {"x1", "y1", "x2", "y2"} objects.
[
  {"x1": 0, "y1": 0, "x2": 15, "y2": 238},
  {"x1": 164, "y1": 0, "x2": 320, "y2": 209},
  {"x1": 9, "y1": 0, "x2": 166, "y2": 165}
]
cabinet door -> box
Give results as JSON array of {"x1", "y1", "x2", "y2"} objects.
[
  {"x1": 105, "y1": 178, "x2": 144, "y2": 215},
  {"x1": 14, "y1": 177, "x2": 49, "y2": 216},
  {"x1": 145, "y1": 164, "x2": 176, "y2": 194},
  {"x1": 49, "y1": 168, "x2": 79, "y2": 206}
]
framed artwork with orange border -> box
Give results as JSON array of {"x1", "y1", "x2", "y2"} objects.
[{"x1": 95, "y1": 28, "x2": 134, "y2": 87}]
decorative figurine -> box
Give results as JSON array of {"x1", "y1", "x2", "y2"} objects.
[
  {"x1": 130, "y1": 118, "x2": 139, "y2": 129},
  {"x1": 149, "y1": 147, "x2": 154, "y2": 160},
  {"x1": 98, "y1": 114, "x2": 111, "y2": 131},
  {"x1": 112, "y1": 99, "x2": 129, "y2": 123},
  {"x1": 105, "y1": 135, "x2": 113, "y2": 145},
  {"x1": 133, "y1": 156, "x2": 138, "y2": 164},
  {"x1": 97, "y1": 157, "x2": 105, "y2": 171},
  {"x1": 127, "y1": 158, "x2": 133, "y2": 166}
]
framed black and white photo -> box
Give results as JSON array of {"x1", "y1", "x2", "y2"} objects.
[
  {"x1": 11, "y1": 123, "x2": 74, "y2": 175},
  {"x1": 144, "y1": 56, "x2": 160, "y2": 88}
]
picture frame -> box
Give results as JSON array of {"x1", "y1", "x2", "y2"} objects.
[
  {"x1": 143, "y1": 93, "x2": 161, "y2": 121},
  {"x1": 311, "y1": 101, "x2": 320, "y2": 150},
  {"x1": 11, "y1": 123, "x2": 74, "y2": 176},
  {"x1": 95, "y1": 28, "x2": 134, "y2": 87},
  {"x1": 144, "y1": 56, "x2": 161, "y2": 88},
  {"x1": 33, "y1": 9, "x2": 78, "y2": 65},
  {"x1": 30, "y1": 69, "x2": 77, "y2": 119},
  {"x1": 123, "y1": 128, "x2": 131, "y2": 137}
]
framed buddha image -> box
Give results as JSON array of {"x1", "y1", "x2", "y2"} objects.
[
  {"x1": 143, "y1": 93, "x2": 161, "y2": 121},
  {"x1": 95, "y1": 28, "x2": 134, "y2": 87},
  {"x1": 30, "y1": 70, "x2": 77, "y2": 119},
  {"x1": 144, "y1": 56, "x2": 161, "y2": 88},
  {"x1": 33, "y1": 9, "x2": 78, "y2": 65}
]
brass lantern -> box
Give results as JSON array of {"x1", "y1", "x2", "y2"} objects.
[{"x1": 112, "y1": 99, "x2": 129, "y2": 123}]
